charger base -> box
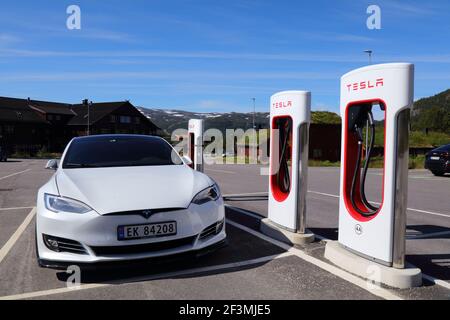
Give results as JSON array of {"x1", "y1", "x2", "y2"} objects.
[
  {"x1": 260, "y1": 218, "x2": 315, "y2": 246},
  {"x1": 324, "y1": 241, "x2": 422, "y2": 289}
]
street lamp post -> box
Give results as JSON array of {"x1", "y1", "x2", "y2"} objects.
[
  {"x1": 364, "y1": 50, "x2": 373, "y2": 64},
  {"x1": 87, "y1": 101, "x2": 92, "y2": 136},
  {"x1": 252, "y1": 98, "x2": 256, "y2": 130}
]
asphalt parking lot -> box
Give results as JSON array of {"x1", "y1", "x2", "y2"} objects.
[{"x1": 0, "y1": 159, "x2": 449, "y2": 300}]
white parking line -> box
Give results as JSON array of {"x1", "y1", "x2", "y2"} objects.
[
  {"x1": 205, "y1": 168, "x2": 236, "y2": 174},
  {"x1": 226, "y1": 205, "x2": 450, "y2": 290},
  {"x1": 0, "y1": 169, "x2": 31, "y2": 181},
  {"x1": 0, "y1": 207, "x2": 36, "y2": 265},
  {"x1": 224, "y1": 205, "x2": 327, "y2": 242},
  {"x1": 369, "y1": 172, "x2": 450, "y2": 181},
  {"x1": 406, "y1": 230, "x2": 450, "y2": 240},
  {"x1": 0, "y1": 206, "x2": 35, "y2": 212},
  {"x1": 224, "y1": 204, "x2": 264, "y2": 220},
  {"x1": 226, "y1": 220, "x2": 402, "y2": 300},
  {"x1": 0, "y1": 251, "x2": 294, "y2": 300},
  {"x1": 223, "y1": 192, "x2": 268, "y2": 198},
  {"x1": 307, "y1": 190, "x2": 450, "y2": 218},
  {"x1": 422, "y1": 274, "x2": 450, "y2": 290}
]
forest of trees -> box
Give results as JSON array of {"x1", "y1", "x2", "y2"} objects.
[{"x1": 412, "y1": 89, "x2": 450, "y2": 135}]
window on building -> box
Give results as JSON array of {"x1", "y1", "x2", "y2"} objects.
[
  {"x1": 135, "y1": 117, "x2": 141, "y2": 124},
  {"x1": 313, "y1": 149, "x2": 323, "y2": 159},
  {"x1": 55, "y1": 115, "x2": 61, "y2": 121},
  {"x1": 47, "y1": 114, "x2": 54, "y2": 121},
  {"x1": 110, "y1": 115, "x2": 116, "y2": 123},
  {"x1": 5, "y1": 125, "x2": 14, "y2": 134},
  {"x1": 119, "y1": 116, "x2": 131, "y2": 124}
]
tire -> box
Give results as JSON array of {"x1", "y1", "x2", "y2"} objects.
[
  {"x1": 35, "y1": 224, "x2": 44, "y2": 268},
  {"x1": 432, "y1": 170, "x2": 445, "y2": 177}
]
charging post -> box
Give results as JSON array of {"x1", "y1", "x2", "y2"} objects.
[
  {"x1": 324, "y1": 63, "x2": 422, "y2": 288},
  {"x1": 260, "y1": 91, "x2": 314, "y2": 245},
  {"x1": 188, "y1": 119, "x2": 204, "y2": 172}
]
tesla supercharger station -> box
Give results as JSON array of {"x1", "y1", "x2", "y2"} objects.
[
  {"x1": 260, "y1": 91, "x2": 314, "y2": 245},
  {"x1": 325, "y1": 63, "x2": 422, "y2": 288},
  {"x1": 188, "y1": 119, "x2": 204, "y2": 172}
]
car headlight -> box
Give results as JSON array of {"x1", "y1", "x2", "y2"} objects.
[
  {"x1": 191, "y1": 184, "x2": 221, "y2": 205},
  {"x1": 44, "y1": 193, "x2": 92, "y2": 214}
]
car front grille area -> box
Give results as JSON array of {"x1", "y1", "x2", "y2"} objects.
[
  {"x1": 43, "y1": 220, "x2": 224, "y2": 257},
  {"x1": 90, "y1": 235, "x2": 197, "y2": 256},
  {"x1": 199, "y1": 219, "x2": 225, "y2": 241},
  {"x1": 43, "y1": 234, "x2": 88, "y2": 255}
]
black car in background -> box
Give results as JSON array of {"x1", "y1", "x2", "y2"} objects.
[
  {"x1": 0, "y1": 146, "x2": 8, "y2": 162},
  {"x1": 425, "y1": 144, "x2": 450, "y2": 176},
  {"x1": 0, "y1": 146, "x2": 7, "y2": 162}
]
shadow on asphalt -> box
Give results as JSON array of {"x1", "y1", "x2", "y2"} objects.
[
  {"x1": 407, "y1": 225, "x2": 450, "y2": 240},
  {"x1": 308, "y1": 227, "x2": 339, "y2": 241},
  {"x1": 52, "y1": 222, "x2": 286, "y2": 285},
  {"x1": 407, "y1": 253, "x2": 450, "y2": 281}
]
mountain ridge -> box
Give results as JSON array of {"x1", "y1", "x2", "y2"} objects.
[
  {"x1": 137, "y1": 88, "x2": 450, "y2": 137},
  {"x1": 137, "y1": 108, "x2": 340, "y2": 135}
]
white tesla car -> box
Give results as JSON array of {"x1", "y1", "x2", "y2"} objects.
[{"x1": 36, "y1": 135, "x2": 226, "y2": 268}]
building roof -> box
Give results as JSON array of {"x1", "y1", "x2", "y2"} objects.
[
  {"x1": 0, "y1": 97, "x2": 49, "y2": 124},
  {"x1": 29, "y1": 100, "x2": 75, "y2": 115},
  {"x1": 0, "y1": 96, "x2": 160, "y2": 130},
  {"x1": 67, "y1": 101, "x2": 131, "y2": 126}
]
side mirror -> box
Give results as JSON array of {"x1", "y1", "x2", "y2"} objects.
[
  {"x1": 45, "y1": 159, "x2": 58, "y2": 170},
  {"x1": 181, "y1": 155, "x2": 193, "y2": 166}
]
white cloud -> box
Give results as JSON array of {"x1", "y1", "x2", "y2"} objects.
[
  {"x1": 0, "y1": 33, "x2": 21, "y2": 46},
  {"x1": 1, "y1": 48, "x2": 449, "y2": 65},
  {"x1": 380, "y1": 1, "x2": 439, "y2": 16},
  {"x1": 297, "y1": 31, "x2": 375, "y2": 43},
  {"x1": 0, "y1": 70, "x2": 338, "y2": 82}
]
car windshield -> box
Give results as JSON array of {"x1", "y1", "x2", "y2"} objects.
[
  {"x1": 435, "y1": 144, "x2": 450, "y2": 152},
  {"x1": 62, "y1": 136, "x2": 183, "y2": 169}
]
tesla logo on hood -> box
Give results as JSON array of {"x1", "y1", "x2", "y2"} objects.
[{"x1": 140, "y1": 210, "x2": 154, "y2": 219}]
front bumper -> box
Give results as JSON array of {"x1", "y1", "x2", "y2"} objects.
[
  {"x1": 38, "y1": 238, "x2": 228, "y2": 270},
  {"x1": 425, "y1": 159, "x2": 450, "y2": 173},
  {"x1": 36, "y1": 198, "x2": 226, "y2": 266}
]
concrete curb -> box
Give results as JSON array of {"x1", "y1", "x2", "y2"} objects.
[
  {"x1": 324, "y1": 241, "x2": 422, "y2": 289},
  {"x1": 260, "y1": 218, "x2": 315, "y2": 246}
]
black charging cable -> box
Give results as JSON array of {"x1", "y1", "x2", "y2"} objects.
[
  {"x1": 277, "y1": 119, "x2": 291, "y2": 193},
  {"x1": 350, "y1": 109, "x2": 379, "y2": 217},
  {"x1": 360, "y1": 111, "x2": 379, "y2": 212}
]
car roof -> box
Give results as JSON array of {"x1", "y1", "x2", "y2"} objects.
[
  {"x1": 72, "y1": 134, "x2": 162, "y2": 141},
  {"x1": 434, "y1": 144, "x2": 450, "y2": 151}
]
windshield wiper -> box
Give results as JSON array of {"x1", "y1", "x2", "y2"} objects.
[{"x1": 64, "y1": 163, "x2": 101, "y2": 168}]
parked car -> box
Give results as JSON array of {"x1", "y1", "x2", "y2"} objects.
[
  {"x1": 425, "y1": 144, "x2": 450, "y2": 176},
  {"x1": 36, "y1": 134, "x2": 226, "y2": 268},
  {"x1": 0, "y1": 146, "x2": 7, "y2": 162}
]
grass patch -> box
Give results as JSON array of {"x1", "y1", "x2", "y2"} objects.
[
  {"x1": 309, "y1": 155, "x2": 425, "y2": 169},
  {"x1": 11, "y1": 147, "x2": 61, "y2": 159},
  {"x1": 309, "y1": 160, "x2": 340, "y2": 167},
  {"x1": 372, "y1": 129, "x2": 450, "y2": 147}
]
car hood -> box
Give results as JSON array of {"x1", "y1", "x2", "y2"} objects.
[{"x1": 55, "y1": 165, "x2": 212, "y2": 214}]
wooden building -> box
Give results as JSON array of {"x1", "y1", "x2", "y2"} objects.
[{"x1": 0, "y1": 97, "x2": 160, "y2": 155}]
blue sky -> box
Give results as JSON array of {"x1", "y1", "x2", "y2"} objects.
[{"x1": 0, "y1": 0, "x2": 449, "y2": 113}]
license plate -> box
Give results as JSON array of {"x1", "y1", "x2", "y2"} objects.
[
  {"x1": 430, "y1": 156, "x2": 440, "y2": 160},
  {"x1": 118, "y1": 221, "x2": 177, "y2": 240}
]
